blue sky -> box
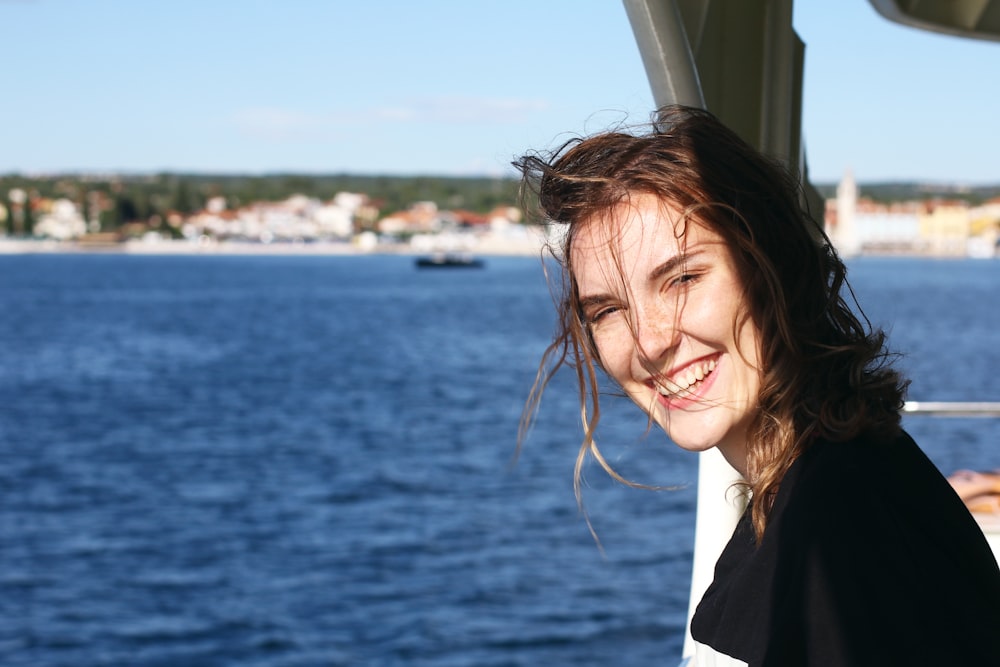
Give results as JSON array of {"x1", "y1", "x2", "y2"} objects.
[{"x1": 3, "y1": 0, "x2": 998, "y2": 183}]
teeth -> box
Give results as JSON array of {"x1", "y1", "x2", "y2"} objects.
[{"x1": 658, "y1": 358, "x2": 717, "y2": 397}]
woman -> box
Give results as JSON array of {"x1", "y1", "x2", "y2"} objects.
[{"x1": 515, "y1": 106, "x2": 1000, "y2": 666}]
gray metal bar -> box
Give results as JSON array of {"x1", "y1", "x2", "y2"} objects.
[
  {"x1": 622, "y1": 0, "x2": 705, "y2": 109},
  {"x1": 904, "y1": 401, "x2": 1000, "y2": 416},
  {"x1": 759, "y1": 0, "x2": 796, "y2": 166},
  {"x1": 869, "y1": 0, "x2": 1000, "y2": 43}
]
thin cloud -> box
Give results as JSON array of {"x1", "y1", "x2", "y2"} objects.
[
  {"x1": 232, "y1": 108, "x2": 345, "y2": 142},
  {"x1": 373, "y1": 107, "x2": 418, "y2": 122},
  {"x1": 233, "y1": 96, "x2": 550, "y2": 141},
  {"x1": 379, "y1": 96, "x2": 551, "y2": 124}
]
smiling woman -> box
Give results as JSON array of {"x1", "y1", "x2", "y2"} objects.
[
  {"x1": 572, "y1": 196, "x2": 761, "y2": 469},
  {"x1": 514, "y1": 105, "x2": 1000, "y2": 666}
]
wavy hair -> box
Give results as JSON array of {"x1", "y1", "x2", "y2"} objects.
[{"x1": 514, "y1": 106, "x2": 908, "y2": 540}]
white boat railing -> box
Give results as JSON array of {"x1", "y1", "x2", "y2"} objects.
[{"x1": 903, "y1": 401, "x2": 1000, "y2": 417}]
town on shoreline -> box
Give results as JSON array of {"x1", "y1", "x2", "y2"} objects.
[
  {"x1": 827, "y1": 170, "x2": 1000, "y2": 258},
  {"x1": 0, "y1": 230, "x2": 550, "y2": 258},
  {"x1": 1, "y1": 172, "x2": 998, "y2": 259}
]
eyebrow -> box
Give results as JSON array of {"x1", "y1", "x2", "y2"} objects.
[
  {"x1": 648, "y1": 248, "x2": 706, "y2": 283},
  {"x1": 577, "y1": 292, "x2": 616, "y2": 313}
]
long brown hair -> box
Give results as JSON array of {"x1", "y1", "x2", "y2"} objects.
[{"x1": 515, "y1": 106, "x2": 907, "y2": 540}]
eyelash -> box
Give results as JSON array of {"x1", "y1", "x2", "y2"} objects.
[
  {"x1": 672, "y1": 272, "x2": 698, "y2": 287},
  {"x1": 585, "y1": 305, "x2": 619, "y2": 326}
]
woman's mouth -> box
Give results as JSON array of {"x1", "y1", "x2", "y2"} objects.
[{"x1": 655, "y1": 356, "x2": 719, "y2": 403}]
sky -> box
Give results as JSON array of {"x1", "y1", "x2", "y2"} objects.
[{"x1": 3, "y1": 0, "x2": 999, "y2": 184}]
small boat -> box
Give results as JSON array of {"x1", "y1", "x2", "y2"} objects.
[{"x1": 415, "y1": 253, "x2": 484, "y2": 269}]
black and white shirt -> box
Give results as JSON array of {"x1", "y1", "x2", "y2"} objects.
[{"x1": 690, "y1": 431, "x2": 1000, "y2": 666}]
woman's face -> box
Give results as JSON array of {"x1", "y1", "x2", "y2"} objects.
[{"x1": 570, "y1": 194, "x2": 761, "y2": 475}]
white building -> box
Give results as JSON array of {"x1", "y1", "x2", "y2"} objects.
[
  {"x1": 34, "y1": 199, "x2": 87, "y2": 241},
  {"x1": 830, "y1": 170, "x2": 921, "y2": 254},
  {"x1": 833, "y1": 169, "x2": 859, "y2": 256}
]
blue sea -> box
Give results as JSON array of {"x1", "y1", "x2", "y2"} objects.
[{"x1": 1, "y1": 253, "x2": 998, "y2": 666}]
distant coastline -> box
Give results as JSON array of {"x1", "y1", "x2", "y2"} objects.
[
  {"x1": 2, "y1": 237, "x2": 993, "y2": 259},
  {"x1": 0, "y1": 233, "x2": 550, "y2": 258},
  {"x1": 4, "y1": 172, "x2": 997, "y2": 260}
]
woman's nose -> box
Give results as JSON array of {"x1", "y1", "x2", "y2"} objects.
[{"x1": 632, "y1": 305, "x2": 678, "y2": 369}]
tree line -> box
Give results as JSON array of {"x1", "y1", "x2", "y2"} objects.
[
  {"x1": 0, "y1": 172, "x2": 522, "y2": 235},
  {"x1": 813, "y1": 181, "x2": 1000, "y2": 205},
  {"x1": 7, "y1": 172, "x2": 996, "y2": 237}
]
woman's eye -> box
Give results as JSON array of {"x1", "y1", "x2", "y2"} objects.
[
  {"x1": 587, "y1": 306, "x2": 619, "y2": 325},
  {"x1": 672, "y1": 273, "x2": 698, "y2": 287}
]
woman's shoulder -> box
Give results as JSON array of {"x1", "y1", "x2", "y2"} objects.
[
  {"x1": 777, "y1": 429, "x2": 943, "y2": 513},
  {"x1": 770, "y1": 429, "x2": 999, "y2": 586},
  {"x1": 792, "y1": 428, "x2": 921, "y2": 475}
]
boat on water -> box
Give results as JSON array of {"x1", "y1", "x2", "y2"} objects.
[{"x1": 414, "y1": 253, "x2": 484, "y2": 269}]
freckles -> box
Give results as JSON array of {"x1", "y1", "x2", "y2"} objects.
[{"x1": 595, "y1": 337, "x2": 630, "y2": 378}]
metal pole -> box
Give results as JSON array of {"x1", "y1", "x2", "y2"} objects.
[
  {"x1": 904, "y1": 401, "x2": 1000, "y2": 417},
  {"x1": 622, "y1": 0, "x2": 705, "y2": 108}
]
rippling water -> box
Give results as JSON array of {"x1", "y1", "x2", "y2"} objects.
[{"x1": 0, "y1": 253, "x2": 997, "y2": 666}]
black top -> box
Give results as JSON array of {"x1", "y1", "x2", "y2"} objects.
[{"x1": 690, "y1": 431, "x2": 1000, "y2": 666}]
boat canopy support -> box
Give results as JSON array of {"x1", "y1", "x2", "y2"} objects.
[
  {"x1": 622, "y1": 0, "x2": 824, "y2": 233},
  {"x1": 870, "y1": 0, "x2": 1000, "y2": 43}
]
